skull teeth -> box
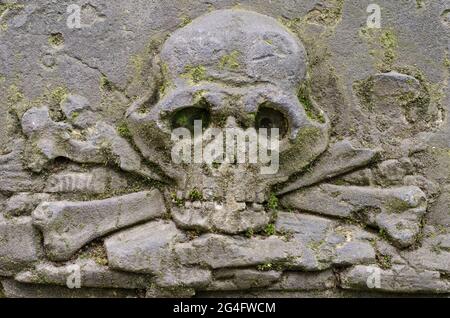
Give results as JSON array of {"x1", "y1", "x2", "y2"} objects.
[{"x1": 179, "y1": 190, "x2": 267, "y2": 203}]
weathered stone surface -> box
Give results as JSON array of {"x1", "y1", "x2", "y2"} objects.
[
  {"x1": 206, "y1": 269, "x2": 281, "y2": 291},
  {"x1": 278, "y1": 140, "x2": 379, "y2": 195},
  {"x1": 175, "y1": 234, "x2": 304, "y2": 269},
  {"x1": 427, "y1": 184, "x2": 450, "y2": 227},
  {"x1": 60, "y1": 94, "x2": 89, "y2": 116},
  {"x1": 401, "y1": 227, "x2": 450, "y2": 274},
  {"x1": 196, "y1": 290, "x2": 345, "y2": 298},
  {"x1": 145, "y1": 285, "x2": 196, "y2": 298},
  {"x1": 21, "y1": 106, "x2": 74, "y2": 171},
  {"x1": 105, "y1": 220, "x2": 185, "y2": 272},
  {"x1": 340, "y1": 169, "x2": 374, "y2": 186},
  {"x1": 375, "y1": 159, "x2": 410, "y2": 184},
  {"x1": 60, "y1": 94, "x2": 100, "y2": 129},
  {"x1": 32, "y1": 190, "x2": 166, "y2": 261},
  {"x1": 1, "y1": 279, "x2": 139, "y2": 298},
  {"x1": 106, "y1": 219, "x2": 210, "y2": 289},
  {"x1": 373, "y1": 239, "x2": 407, "y2": 266},
  {"x1": 275, "y1": 212, "x2": 377, "y2": 268},
  {"x1": 282, "y1": 186, "x2": 353, "y2": 218},
  {"x1": 403, "y1": 175, "x2": 440, "y2": 198},
  {"x1": 3, "y1": 192, "x2": 51, "y2": 217},
  {"x1": 0, "y1": 216, "x2": 42, "y2": 276},
  {"x1": 268, "y1": 270, "x2": 336, "y2": 291},
  {"x1": 334, "y1": 241, "x2": 376, "y2": 266},
  {"x1": 275, "y1": 212, "x2": 334, "y2": 243},
  {"x1": 44, "y1": 167, "x2": 127, "y2": 194},
  {"x1": 370, "y1": 72, "x2": 422, "y2": 101},
  {"x1": 155, "y1": 266, "x2": 212, "y2": 289},
  {"x1": 341, "y1": 265, "x2": 450, "y2": 294},
  {"x1": 353, "y1": 71, "x2": 438, "y2": 147},
  {"x1": 175, "y1": 224, "x2": 376, "y2": 272},
  {"x1": 15, "y1": 259, "x2": 152, "y2": 289},
  {"x1": 281, "y1": 185, "x2": 427, "y2": 247}
]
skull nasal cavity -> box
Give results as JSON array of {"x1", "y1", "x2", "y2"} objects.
[{"x1": 255, "y1": 105, "x2": 288, "y2": 137}]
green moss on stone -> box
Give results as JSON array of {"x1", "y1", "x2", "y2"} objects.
[
  {"x1": 376, "y1": 253, "x2": 392, "y2": 269},
  {"x1": 71, "y1": 111, "x2": 79, "y2": 120},
  {"x1": 279, "y1": 17, "x2": 303, "y2": 32},
  {"x1": 278, "y1": 228, "x2": 295, "y2": 242},
  {"x1": 386, "y1": 198, "x2": 411, "y2": 213},
  {"x1": 49, "y1": 86, "x2": 68, "y2": 105},
  {"x1": 100, "y1": 75, "x2": 114, "y2": 91},
  {"x1": 179, "y1": 16, "x2": 192, "y2": 28},
  {"x1": 378, "y1": 228, "x2": 389, "y2": 241},
  {"x1": 380, "y1": 30, "x2": 397, "y2": 69},
  {"x1": 444, "y1": 55, "x2": 450, "y2": 68},
  {"x1": 219, "y1": 51, "x2": 240, "y2": 70},
  {"x1": 159, "y1": 62, "x2": 172, "y2": 97},
  {"x1": 298, "y1": 86, "x2": 325, "y2": 123},
  {"x1": 245, "y1": 228, "x2": 254, "y2": 238},
  {"x1": 256, "y1": 263, "x2": 274, "y2": 271},
  {"x1": 7, "y1": 84, "x2": 24, "y2": 104},
  {"x1": 116, "y1": 121, "x2": 132, "y2": 139},
  {"x1": 280, "y1": 0, "x2": 343, "y2": 30},
  {"x1": 182, "y1": 65, "x2": 207, "y2": 83},
  {"x1": 359, "y1": 28, "x2": 398, "y2": 71},
  {"x1": 130, "y1": 55, "x2": 144, "y2": 76},
  {"x1": 353, "y1": 77, "x2": 375, "y2": 111},
  {"x1": 78, "y1": 241, "x2": 109, "y2": 266},
  {"x1": 257, "y1": 257, "x2": 296, "y2": 271},
  {"x1": 380, "y1": 30, "x2": 396, "y2": 49},
  {"x1": 0, "y1": 3, "x2": 24, "y2": 16},
  {"x1": 307, "y1": 240, "x2": 325, "y2": 251},
  {"x1": 305, "y1": 0, "x2": 344, "y2": 26},
  {"x1": 48, "y1": 33, "x2": 64, "y2": 47},
  {"x1": 188, "y1": 188, "x2": 203, "y2": 201},
  {"x1": 267, "y1": 193, "x2": 279, "y2": 210},
  {"x1": 263, "y1": 223, "x2": 276, "y2": 236},
  {"x1": 171, "y1": 192, "x2": 185, "y2": 207},
  {"x1": 280, "y1": 126, "x2": 325, "y2": 175}
]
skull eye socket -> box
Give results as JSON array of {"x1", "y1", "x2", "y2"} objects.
[
  {"x1": 171, "y1": 107, "x2": 211, "y2": 133},
  {"x1": 255, "y1": 104, "x2": 288, "y2": 137}
]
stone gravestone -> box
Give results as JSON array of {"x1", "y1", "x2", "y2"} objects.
[{"x1": 0, "y1": 0, "x2": 449, "y2": 298}]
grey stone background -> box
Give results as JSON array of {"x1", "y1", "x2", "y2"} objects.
[{"x1": 0, "y1": 0, "x2": 449, "y2": 297}]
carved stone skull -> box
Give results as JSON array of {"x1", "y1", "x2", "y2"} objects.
[{"x1": 127, "y1": 9, "x2": 329, "y2": 234}]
